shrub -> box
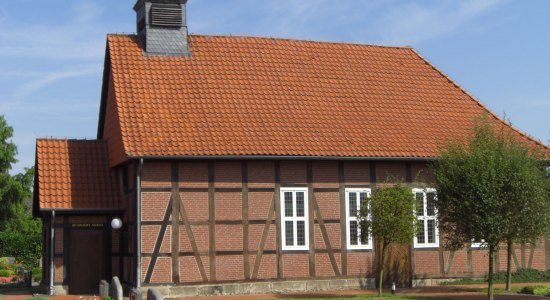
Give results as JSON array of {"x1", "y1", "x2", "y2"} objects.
[
  {"x1": 487, "y1": 268, "x2": 550, "y2": 283},
  {"x1": 0, "y1": 277, "x2": 12, "y2": 284},
  {"x1": 519, "y1": 285, "x2": 550, "y2": 296},
  {"x1": 0, "y1": 269, "x2": 14, "y2": 277},
  {"x1": 32, "y1": 267, "x2": 42, "y2": 282}
]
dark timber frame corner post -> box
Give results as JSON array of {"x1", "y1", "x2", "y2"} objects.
[
  {"x1": 171, "y1": 162, "x2": 181, "y2": 283},
  {"x1": 274, "y1": 161, "x2": 283, "y2": 278},
  {"x1": 307, "y1": 161, "x2": 316, "y2": 277},
  {"x1": 242, "y1": 161, "x2": 250, "y2": 280},
  {"x1": 208, "y1": 162, "x2": 216, "y2": 281},
  {"x1": 338, "y1": 161, "x2": 347, "y2": 276}
]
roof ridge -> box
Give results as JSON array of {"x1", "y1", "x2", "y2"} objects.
[
  {"x1": 36, "y1": 137, "x2": 104, "y2": 142},
  {"x1": 410, "y1": 48, "x2": 549, "y2": 150},
  {"x1": 107, "y1": 32, "x2": 413, "y2": 50},
  {"x1": 193, "y1": 33, "x2": 414, "y2": 49}
]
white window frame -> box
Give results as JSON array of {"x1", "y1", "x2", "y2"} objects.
[
  {"x1": 471, "y1": 240, "x2": 485, "y2": 249},
  {"x1": 413, "y1": 188, "x2": 439, "y2": 248},
  {"x1": 280, "y1": 187, "x2": 309, "y2": 251},
  {"x1": 345, "y1": 188, "x2": 372, "y2": 250}
]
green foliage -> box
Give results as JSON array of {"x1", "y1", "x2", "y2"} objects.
[
  {"x1": 0, "y1": 207, "x2": 42, "y2": 268},
  {"x1": 0, "y1": 116, "x2": 33, "y2": 227},
  {"x1": 0, "y1": 269, "x2": 13, "y2": 277},
  {"x1": 432, "y1": 115, "x2": 550, "y2": 299},
  {"x1": 102, "y1": 297, "x2": 112, "y2": 300},
  {"x1": 32, "y1": 267, "x2": 42, "y2": 282},
  {"x1": 490, "y1": 268, "x2": 550, "y2": 283},
  {"x1": 359, "y1": 184, "x2": 416, "y2": 296},
  {"x1": 432, "y1": 115, "x2": 550, "y2": 250},
  {"x1": 519, "y1": 285, "x2": 550, "y2": 296},
  {"x1": 441, "y1": 269, "x2": 550, "y2": 285},
  {"x1": 0, "y1": 116, "x2": 41, "y2": 268},
  {"x1": 360, "y1": 184, "x2": 417, "y2": 246}
]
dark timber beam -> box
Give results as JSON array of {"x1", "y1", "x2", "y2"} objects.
[
  {"x1": 251, "y1": 196, "x2": 276, "y2": 279},
  {"x1": 171, "y1": 162, "x2": 180, "y2": 283},
  {"x1": 338, "y1": 161, "x2": 347, "y2": 276},
  {"x1": 178, "y1": 193, "x2": 208, "y2": 281},
  {"x1": 307, "y1": 161, "x2": 316, "y2": 277},
  {"x1": 274, "y1": 161, "x2": 283, "y2": 278},
  {"x1": 208, "y1": 162, "x2": 216, "y2": 281},
  {"x1": 144, "y1": 203, "x2": 172, "y2": 283},
  {"x1": 242, "y1": 161, "x2": 250, "y2": 280}
]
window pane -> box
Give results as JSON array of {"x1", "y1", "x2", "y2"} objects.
[
  {"x1": 426, "y1": 192, "x2": 436, "y2": 216},
  {"x1": 359, "y1": 192, "x2": 368, "y2": 210},
  {"x1": 297, "y1": 221, "x2": 306, "y2": 246},
  {"x1": 349, "y1": 192, "x2": 357, "y2": 216},
  {"x1": 349, "y1": 221, "x2": 358, "y2": 245},
  {"x1": 284, "y1": 192, "x2": 293, "y2": 217},
  {"x1": 415, "y1": 193, "x2": 424, "y2": 216},
  {"x1": 285, "y1": 221, "x2": 294, "y2": 246},
  {"x1": 427, "y1": 219, "x2": 436, "y2": 244},
  {"x1": 296, "y1": 192, "x2": 305, "y2": 217},
  {"x1": 417, "y1": 220, "x2": 425, "y2": 244}
]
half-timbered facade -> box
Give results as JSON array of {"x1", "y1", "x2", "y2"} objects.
[{"x1": 34, "y1": 0, "x2": 550, "y2": 296}]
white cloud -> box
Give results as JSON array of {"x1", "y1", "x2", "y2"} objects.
[
  {"x1": 371, "y1": 0, "x2": 506, "y2": 45},
  {"x1": 0, "y1": 2, "x2": 108, "y2": 61},
  {"x1": 11, "y1": 66, "x2": 100, "y2": 99}
]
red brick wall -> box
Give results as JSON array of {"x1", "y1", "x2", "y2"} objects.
[{"x1": 138, "y1": 159, "x2": 550, "y2": 286}]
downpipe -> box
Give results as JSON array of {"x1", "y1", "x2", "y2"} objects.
[
  {"x1": 49, "y1": 210, "x2": 55, "y2": 295},
  {"x1": 136, "y1": 159, "x2": 143, "y2": 289}
]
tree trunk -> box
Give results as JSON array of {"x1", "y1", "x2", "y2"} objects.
[
  {"x1": 378, "y1": 243, "x2": 386, "y2": 297},
  {"x1": 506, "y1": 239, "x2": 513, "y2": 292},
  {"x1": 488, "y1": 244, "x2": 495, "y2": 300}
]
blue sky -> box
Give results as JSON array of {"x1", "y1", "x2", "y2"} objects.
[{"x1": 0, "y1": 0, "x2": 549, "y2": 174}]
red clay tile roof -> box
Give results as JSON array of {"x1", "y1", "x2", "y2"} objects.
[
  {"x1": 35, "y1": 139, "x2": 122, "y2": 210},
  {"x1": 103, "y1": 34, "x2": 548, "y2": 166}
]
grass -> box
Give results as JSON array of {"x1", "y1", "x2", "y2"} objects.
[
  {"x1": 278, "y1": 294, "x2": 438, "y2": 300},
  {"x1": 0, "y1": 284, "x2": 42, "y2": 295},
  {"x1": 440, "y1": 268, "x2": 550, "y2": 286}
]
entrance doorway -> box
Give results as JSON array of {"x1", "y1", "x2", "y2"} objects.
[{"x1": 69, "y1": 228, "x2": 106, "y2": 294}]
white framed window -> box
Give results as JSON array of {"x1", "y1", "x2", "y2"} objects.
[
  {"x1": 345, "y1": 188, "x2": 372, "y2": 250},
  {"x1": 281, "y1": 187, "x2": 309, "y2": 251},
  {"x1": 413, "y1": 188, "x2": 439, "y2": 248},
  {"x1": 471, "y1": 240, "x2": 485, "y2": 248}
]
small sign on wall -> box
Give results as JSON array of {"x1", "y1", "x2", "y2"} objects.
[{"x1": 71, "y1": 223, "x2": 104, "y2": 228}]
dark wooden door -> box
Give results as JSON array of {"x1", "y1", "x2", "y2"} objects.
[
  {"x1": 69, "y1": 229, "x2": 106, "y2": 294},
  {"x1": 375, "y1": 242, "x2": 413, "y2": 288}
]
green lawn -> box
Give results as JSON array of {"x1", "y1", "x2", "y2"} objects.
[{"x1": 278, "y1": 294, "x2": 442, "y2": 300}]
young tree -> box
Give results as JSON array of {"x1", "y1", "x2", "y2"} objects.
[
  {"x1": 0, "y1": 115, "x2": 29, "y2": 227},
  {"x1": 359, "y1": 184, "x2": 416, "y2": 297},
  {"x1": 432, "y1": 116, "x2": 550, "y2": 300},
  {"x1": 500, "y1": 142, "x2": 550, "y2": 291},
  {"x1": 0, "y1": 202, "x2": 42, "y2": 267},
  {"x1": 0, "y1": 115, "x2": 42, "y2": 267}
]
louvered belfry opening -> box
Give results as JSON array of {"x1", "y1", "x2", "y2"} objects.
[
  {"x1": 151, "y1": 3, "x2": 183, "y2": 27},
  {"x1": 133, "y1": 0, "x2": 190, "y2": 56}
]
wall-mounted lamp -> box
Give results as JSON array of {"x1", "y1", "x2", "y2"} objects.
[{"x1": 111, "y1": 217, "x2": 123, "y2": 230}]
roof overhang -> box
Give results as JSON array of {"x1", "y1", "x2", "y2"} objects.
[{"x1": 130, "y1": 155, "x2": 438, "y2": 161}]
